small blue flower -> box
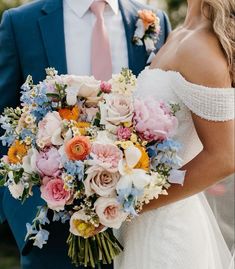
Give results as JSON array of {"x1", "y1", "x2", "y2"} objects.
[
  {"x1": 53, "y1": 211, "x2": 70, "y2": 224},
  {"x1": 25, "y1": 223, "x2": 38, "y2": 240},
  {"x1": 33, "y1": 229, "x2": 49, "y2": 249},
  {"x1": 117, "y1": 187, "x2": 142, "y2": 217},
  {"x1": 64, "y1": 160, "x2": 84, "y2": 180},
  {"x1": 33, "y1": 207, "x2": 50, "y2": 225}
]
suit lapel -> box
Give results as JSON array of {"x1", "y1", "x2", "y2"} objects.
[
  {"x1": 119, "y1": 0, "x2": 148, "y2": 76},
  {"x1": 38, "y1": 0, "x2": 67, "y2": 75}
]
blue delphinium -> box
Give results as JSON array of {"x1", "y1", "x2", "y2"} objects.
[
  {"x1": 53, "y1": 211, "x2": 70, "y2": 224},
  {"x1": 148, "y1": 139, "x2": 183, "y2": 170},
  {"x1": 33, "y1": 229, "x2": 50, "y2": 249},
  {"x1": 117, "y1": 187, "x2": 142, "y2": 217},
  {"x1": 64, "y1": 160, "x2": 85, "y2": 181},
  {"x1": 33, "y1": 207, "x2": 50, "y2": 226}
]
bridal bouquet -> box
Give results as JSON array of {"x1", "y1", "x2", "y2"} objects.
[{"x1": 0, "y1": 68, "x2": 184, "y2": 268}]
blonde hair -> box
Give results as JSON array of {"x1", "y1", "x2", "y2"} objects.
[{"x1": 202, "y1": 0, "x2": 235, "y2": 85}]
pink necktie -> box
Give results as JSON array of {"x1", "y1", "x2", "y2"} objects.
[{"x1": 90, "y1": 0, "x2": 112, "y2": 81}]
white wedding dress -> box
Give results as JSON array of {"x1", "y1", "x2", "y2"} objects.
[{"x1": 114, "y1": 68, "x2": 235, "y2": 269}]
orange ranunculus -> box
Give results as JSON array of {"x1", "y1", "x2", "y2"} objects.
[
  {"x1": 75, "y1": 122, "x2": 91, "y2": 136},
  {"x1": 65, "y1": 136, "x2": 91, "y2": 161},
  {"x1": 138, "y1": 9, "x2": 157, "y2": 30},
  {"x1": 134, "y1": 144, "x2": 150, "y2": 171},
  {"x1": 8, "y1": 140, "x2": 28, "y2": 164},
  {"x1": 59, "y1": 106, "x2": 80, "y2": 121}
]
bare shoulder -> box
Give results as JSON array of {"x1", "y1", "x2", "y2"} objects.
[{"x1": 175, "y1": 29, "x2": 232, "y2": 88}]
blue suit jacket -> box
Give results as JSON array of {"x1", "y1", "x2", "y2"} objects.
[{"x1": 0, "y1": 0, "x2": 171, "y2": 268}]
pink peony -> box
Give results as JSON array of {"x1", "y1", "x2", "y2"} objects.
[
  {"x1": 133, "y1": 98, "x2": 178, "y2": 142},
  {"x1": 40, "y1": 176, "x2": 71, "y2": 211},
  {"x1": 36, "y1": 147, "x2": 61, "y2": 177},
  {"x1": 37, "y1": 111, "x2": 63, "y2": 146},
  {"x1": 89, "y1": 143, "x2": 122, "y2": 172},
  {"x1": 94, "y1": 197, "x2": 128, "y2": 229},
  {"x1": 100, "y1": 81, "x2": 112, "y2": 94},
  {"x1": 116, "y1": 126, "x2": 132, "y2": 140}
]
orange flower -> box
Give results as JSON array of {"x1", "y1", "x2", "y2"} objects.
[
  {"x1": 8, "y1": 140, "x2": 28, "y2": 164},
  {"x1": 65, "y1": 136, "x2": 91, "y2": 161},
  {"x1": 138, "y1": 9, "x2": 157, "y2": 30},
  {"x1": 134, "y1": 144, "x2": 150, "y2": 171},
  {"x1": 75, "y1": 122, "x2": 91, "y2": 136},
  {"x1": 59, "y1": 106, "x2": 80, "y2": 121}
]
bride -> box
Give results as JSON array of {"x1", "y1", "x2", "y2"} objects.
[{"x1": 114, "y1": 0, "x2": 235, "y2": 268}]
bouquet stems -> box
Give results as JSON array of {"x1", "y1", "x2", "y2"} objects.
[{"x1": 67, "y1": 229, "x2": 123, "y2": 268}]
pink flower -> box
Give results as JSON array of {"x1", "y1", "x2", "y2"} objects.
[
  {"x1": 100, "y1": 81, "x2": 112, "y2": 94},
  {"x1": 37, "y1": 111, "x2": 63, "y2": 147},
  {"x1": 117, "y1": 126, "x2": 132, "y2": 140},
  {"x1": 89, "y1": 143, "x2": 122, "y2": 172},
  {"x1": 84, "y1": 166, "x2": 120, "y2": 197},
  {"x1": 36, "y1": 147, "x2": 61, "y2": 177},
  {"x1": 40, "y1": 176, "x2": 71, "y2": 211},
  {"x1": 2, "y1": 155, "x2": 10, "y2": 164},
  {"x1": 133, "y1": 98, "x2": 178, "y2": 142},
  {"x1": 94, "y1": 197, "x2": 128, "y2": 229}
]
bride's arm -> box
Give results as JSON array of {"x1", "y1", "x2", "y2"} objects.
[
  {"x1": 144, "y1": 38, "x2": 235, "y2": 212},
  {"x1": 144, "y1": 116, "x2": 234, "y2": 211}
]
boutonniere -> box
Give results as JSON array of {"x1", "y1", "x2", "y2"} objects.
[{"x1": 133, "y1": 9, "x2": 161, "y2": 54}]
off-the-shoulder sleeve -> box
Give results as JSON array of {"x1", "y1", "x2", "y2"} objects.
[{"x1": 172, "y1": 73, "x2": 235, "y2": 121}]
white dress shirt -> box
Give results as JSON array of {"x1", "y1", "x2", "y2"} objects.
[{"x1": 63, "y1": 0, "x2": 129, "y2": 76}]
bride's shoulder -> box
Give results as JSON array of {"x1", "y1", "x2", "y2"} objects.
[{"x1": 175, "y1": 30, "x2": 231, "y2": 88}]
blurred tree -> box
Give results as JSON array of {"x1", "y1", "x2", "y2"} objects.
[{"x1": 0, "y1": 0, "x2": 29, "y2": 18}]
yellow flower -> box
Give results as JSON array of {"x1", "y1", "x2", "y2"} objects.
[
  {"x1": 123, "y1": 122, "x2": 132, "y2": 128},
  {"x1": 134, "y1": 144, "x2": 149, "y2": 171},
  {"x1": 117, "y1": 141, "x2": 133, "y2": 150},
  {"x1": 8, "y1": 140, "x2": 28, "y2": 164},
  {"x1": 75, "y1": 122, "x2": 91, "y2": 136},
  {"x1": 73, "y1": 219, "x2": 96, "y2": 238},
  {"x1": 130, "y1": 133, "x2": 138, "y2": 143}
]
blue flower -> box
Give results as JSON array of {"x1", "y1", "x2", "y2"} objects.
[
  {"x1": 33, "y1": 229, "x2": 49, "y2": 249},
  {"x1": 117, "y1": 187, "x2": 142, "y2": 217},
  {"x1": 53, "y1": 211, "x2": 70, "y2": 224},
  {"x1": 64, "y1": 160, "x2": 84, "y2": 180},
  {"x1": 149, "y1": 139, "x2": 183, "y2": 170},
  {"x1": 25, "y1": 223, "x2": 38, "y2": 240},
  {"x1": 33, "y1": 207, "x2": 50, "y2": 225}
]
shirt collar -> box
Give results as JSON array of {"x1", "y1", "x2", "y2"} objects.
[{"x1": 64, "y1": 0, "x2": 119, "y2": 18}]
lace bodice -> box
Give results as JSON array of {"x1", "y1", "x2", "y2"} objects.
[{"x1": 136, "y1": 68, "x2": 235, "y2": 164}]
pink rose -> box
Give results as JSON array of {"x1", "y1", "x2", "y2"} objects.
[
  {"x1": 100, "y1": 81, "x2": 112, "y2": 94},
  {"x1": 133, "y1": 98, "x2": 178, "y2": 142},
  {"x1": 84, "y1": 166, "x2": 120, "y2": 197},
  {"x1": 89, "y1": 143, "x2": 122, "y2": 172},
  {"x1": 36, "y1": 147, "x2": 61, "y2": 177},
  {"x1": 94, "y1": 197, "x2": 128, "y2": 229},
  {"x1": 116, "y1": 126, "x2": 132, "y2": 140},
  {"x1": 37, "y1": 111, "x2": 63, "y2": 146},
  {"x1": 40, "y1": 176, "x2": 71, "y2": 211}
]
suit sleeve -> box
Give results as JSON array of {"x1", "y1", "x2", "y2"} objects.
[{"x1": 0, "y1": 10, "x2": 23, "y2": 223}]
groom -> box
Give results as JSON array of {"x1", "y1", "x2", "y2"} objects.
[{"x1": 0, "y1": 0, "x2": 171, "y2": 268}]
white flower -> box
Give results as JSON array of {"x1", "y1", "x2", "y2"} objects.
[
  {"x1": 109, "y1": 73, "x2": 136, "y2": 96},
  {"x1": 37, "y1": 111, "x2": 63, "y2": 146},
  {"x1": 94, "y1": 197, "x2": 128, "y2": 229},
  {"x1": 22, "y1": 148, "x2": 38, "y2": 174},
  {"x1": 144, "y1": 37, "x2": 156, "y2": 53},
  {"x1": 64, "y1": 75, "x2": 101, "y2": 106},
  {"x1": 134, "y1": 19, "x2": 145, "y2": 39},
  {"x1": 100, "y1": 94, "x2": 134, "y2": 133},
  {"x1": 116, "y1": 146, "x2": 151, "y2": 192},
  {"x1": 8, "y1": 180, "x2": 25, "y2": 199}
]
